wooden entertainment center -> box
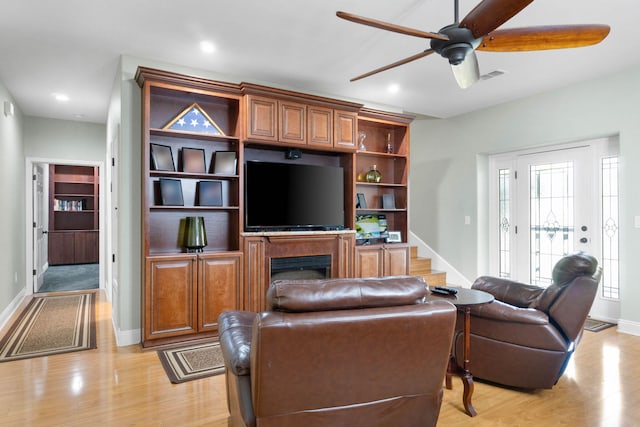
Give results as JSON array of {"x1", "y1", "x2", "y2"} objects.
[{"x1": 136, "y1": 67, "x2": 413, "y2": 347}]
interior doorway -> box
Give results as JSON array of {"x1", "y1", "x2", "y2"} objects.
[{"x1": 28, "y1": 158, "x2": 104, "y2": 295}]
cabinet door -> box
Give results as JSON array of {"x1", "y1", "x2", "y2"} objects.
[
  {"x1": 384, "y1": 245, "x2": 410, "y2": 276},
  {"x1": 246, "y1": 95, "x2": 277, "y2": 141},
  {"x1": 48, "y1": 232, "x2": 75, "y2": 265},
  {"x1": 334, "y1": 110, "x2": 357, "y2": 150},
  {"x1": 307, "y1": 106, "x2": 333, "y2": 148},
  {"x1": 198, "y1": 253, "x2": 243, "y2": 332},
  {"x1": 144, "y1": 256, "x2": 197, "y2": 342},
  {"x1": 337, "y1": 234, "x2": 354, "y2": 278},
  {"x1": 74, "y1": 230, "x2": 99, "y2": 264},
  {"x1": 279, "y1": 100, "x2": 306, "y2": 144},
  {"x1": 355, "y1": 246, "x2": 384, "y2": 278}
]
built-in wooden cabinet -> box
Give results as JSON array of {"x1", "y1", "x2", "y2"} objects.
[
  {"x1": 143, "y1": 252, "x2": 243, "y2": 343},
  {"x1": 137, "y1": 67, "x2": 244, "y2": 347},
  {"x1": 242, "y1": 83, "x2": 360, "y2": 150},
  {"x1": 48, "y1": 164, "x2": 99, "y2": 265},
  {"x1": 137, "y1": 67, "x2": 413, "y2": 347},
  {"x1": 355, "y1": 244, "x2": 410, "y2": 278}
]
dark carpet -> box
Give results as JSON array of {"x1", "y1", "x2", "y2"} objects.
[{"x1": 38, "y1": 264, "x2": 99, "y2": 293}]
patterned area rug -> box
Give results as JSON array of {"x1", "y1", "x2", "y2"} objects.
[
  {"x1": 584, "y1": 318, "x2": 616, "y2": 332},
  {"x1": 0, "y1": 292, "x2": 96, "y2": 362},
  {"x1": 158, "y1": 342, "x2": 226, "y2": 383}
]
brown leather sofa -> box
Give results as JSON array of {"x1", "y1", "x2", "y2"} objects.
[
  {"x1": 453, "y1": 252, "x2": 600, "y2": 389},
  {"x1": 218, "y1": 276, "x2": 456, "y2": 427}
]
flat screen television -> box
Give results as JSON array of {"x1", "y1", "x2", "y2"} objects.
[{"x1": 245, "y1": 160, "x2": 345, "y2": 231}]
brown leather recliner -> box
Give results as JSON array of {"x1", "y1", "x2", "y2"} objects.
[
  {"x1": 218, "y1": 276, "x2": 457, "y2": 427},
  {"x1": 453, "y1": 252, "x2": 601, "y2": 389}
]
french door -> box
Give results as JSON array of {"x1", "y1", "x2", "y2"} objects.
[
  {"x1": 515, "y1": 147, "x2": 593, "y2": 286},
  {"x1": 490, "y1": 139, "x2": 619, "y2": 321}
]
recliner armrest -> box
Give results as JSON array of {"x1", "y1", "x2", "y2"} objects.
[
  {"x1": 218, "y1": 311, "x2": 257, "y2": 376},
  {"x1": 469, "y1": 299, "x2": 550, "y2": 325},
  {"x1": 472, "y1": 276, "x2": 545, "y2": 308}
]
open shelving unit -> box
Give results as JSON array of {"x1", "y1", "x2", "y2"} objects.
[
  {"x1": 48, "y1": 164, "x2": 99, "y2": 265},
  {"x1": 137, "y1": 68, "x2": 244, "y2": 347}
]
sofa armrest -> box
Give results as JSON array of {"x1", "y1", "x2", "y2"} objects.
[
  {"x1": 472, "y1": 276, "x2": 545, "y2": 308},
  {"x1": 218, "y1": 311, "x2": 257, "y2": 376},
  {"x1": 470, "y1": 300, "x2": 550, "y2": 325}
]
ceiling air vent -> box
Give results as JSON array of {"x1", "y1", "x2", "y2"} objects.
[{"x1": 480, "y1": 70, "x2": 506, "y2": 81}]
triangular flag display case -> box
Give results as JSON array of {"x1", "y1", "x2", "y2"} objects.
[{"x1": 163, "y1": 102, "x2": 226, "y2": 136}]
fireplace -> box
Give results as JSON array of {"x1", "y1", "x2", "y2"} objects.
[{"x1": 270, "y1": 255, "x2": 331, "y2": 282}]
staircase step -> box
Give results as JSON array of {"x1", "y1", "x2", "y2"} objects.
[
  {"x1": 409, "y1": 246, "x2": 447, "y2": 287},
  {"x1": 410, "y1": 258, "x2": 432, "y2": 272},
  {"x1": 420, "y1": 270, "x2": 447, "y2": 288}
]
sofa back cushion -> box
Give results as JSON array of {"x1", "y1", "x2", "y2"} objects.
[{"x1": 266, "y1": 275, "x2": 427, "y2": 313}]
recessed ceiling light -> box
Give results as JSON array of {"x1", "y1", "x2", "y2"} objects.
[
  {"x1": 387, "y1": 83, "x2": 400, "y2": 94},
  {"x1": 52, "y1": 93, "x2": 69, "y2": 102},
  {"x1": 200, "y1": 41, "x2": 215, "y2": 53}
]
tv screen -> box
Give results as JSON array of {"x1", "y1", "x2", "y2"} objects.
[{"x1": 245, "y1": 161, "x2": 345, "y2": 231}]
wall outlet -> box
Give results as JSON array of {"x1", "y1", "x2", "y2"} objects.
[
  {"x1": 635, "y1": 216, "x2": 640, "y2": 228},
  {"x1": 464, "y1": 215, "x2": 471, "y2": 225}
]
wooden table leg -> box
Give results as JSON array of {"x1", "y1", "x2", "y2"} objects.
[{"x1": 461, "y1": 306, "x2": 477, "y2": 417}]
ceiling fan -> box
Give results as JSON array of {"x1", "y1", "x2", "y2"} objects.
[{"x1": 337, "y1": 0, "x2": 610, "y2": 88}]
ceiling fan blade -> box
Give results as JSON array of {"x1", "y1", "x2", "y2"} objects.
[
  {"x1": 350, "y1": 50, "x2": 435, "y2": 82},
  {"x1": 451, "y1": 51, "x2": 480, "y2": 89},
  {"x1": 460, "y1": 0, "x2": 534, "y2": 39},
  {"x1": 336, "y1": 11, "x2": 448, "y2": 41},
  {"x1": 477, "y1": 25, "x2": 611, "y2": 51}
]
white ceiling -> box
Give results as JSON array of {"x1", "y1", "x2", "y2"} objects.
[{"x1": 0, "y1": 0, "x2": 637, "y2": 123}]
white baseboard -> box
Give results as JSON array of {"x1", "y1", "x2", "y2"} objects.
[
  {"x1": 408, "y1": 231, "x2": 472, "y2": 288},
  {"x1": 0, "y1": 289, "x2": 26, "y2": 331},
  {"x1": 617, "y1": 319, "x2": 640, "y2": 336},
  {"x1": 113, "y1": 322, "x2": 141, "y2": 347}
]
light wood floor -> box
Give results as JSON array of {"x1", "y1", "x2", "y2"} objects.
[{"x1": 1, "y1": 290, "x2": 639, "y2": 426}]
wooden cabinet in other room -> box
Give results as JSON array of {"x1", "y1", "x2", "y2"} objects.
[
  {"x1": 355, "y1": 244, "x2": 410, "y2": 278},
  {"x1": 48, "y1": 230, "x2": 99, "y2": 265}
]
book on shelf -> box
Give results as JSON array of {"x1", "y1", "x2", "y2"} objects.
[{"x1": 54, "y1": 198, "x2": 86, "y2": 211}]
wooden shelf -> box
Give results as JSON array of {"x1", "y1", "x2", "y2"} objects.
[{"x1": 150, "y1": 128, "x2": 240, "y2": 143}]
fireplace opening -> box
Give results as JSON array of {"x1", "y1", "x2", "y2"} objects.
[{"x1": 270, "y1": 255, "x2": 331, "y2": 282}]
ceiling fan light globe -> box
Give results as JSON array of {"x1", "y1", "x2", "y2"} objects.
[{"x1": 451, "y1": 50, "x2": 480, "y2": 89}]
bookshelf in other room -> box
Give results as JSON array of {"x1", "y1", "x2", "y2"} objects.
[{"x1": 48, "y1": 164, "x2": 99, "y2": 265}]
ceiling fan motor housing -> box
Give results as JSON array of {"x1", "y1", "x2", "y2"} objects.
[{"x1": 431, "y1": 24, "x2": 482, "y2": 65}]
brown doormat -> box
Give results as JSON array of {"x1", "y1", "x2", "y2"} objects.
[
  {"x1": 0, "y1": 292, "x2": 96, "y2": 362},
  {"x1": 157, "y1": 341, "x2": 226, "y2": 383},
  {"x1": 584, "y1": 318, "x2": 616, "y2": 332}
]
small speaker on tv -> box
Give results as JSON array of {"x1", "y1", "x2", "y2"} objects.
[{"x1": 285, "y1": 149, "x2": 302, "y2": 160}]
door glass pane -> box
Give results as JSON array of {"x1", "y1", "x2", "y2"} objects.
[
  {"x1": 498, "y1": 169, "x2": 511, "y2": 278},
  {"x1": 529, "y1": 162, "x2": 574, "y2": 286},
  {"x1": 601, "y1": 156, "x2": 619, "y2": 299}
]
